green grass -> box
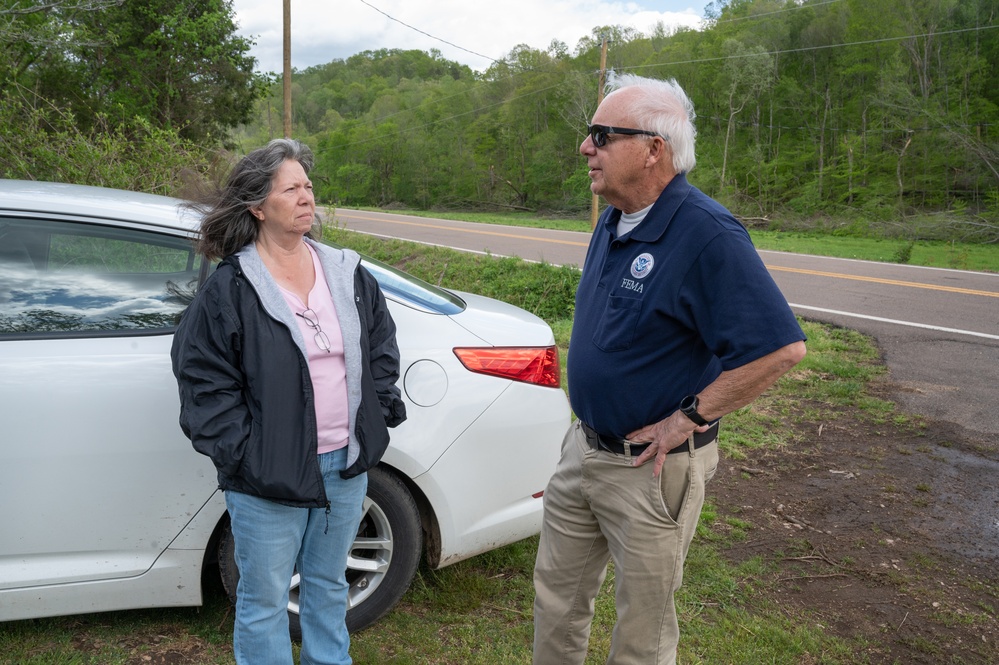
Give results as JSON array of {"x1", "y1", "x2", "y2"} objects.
[
  {"x1": 337, "y1": 232, "x2": 895, "y2": 663},
  {"x1": 0, "y1": 584, "x2": 236, "y2": 664},
  {"x1": 347, "y1": 207, "x2": 999, "y2": 273},
  {"x1": 0, "y1": 230, "x2": 962, "y2": 664},
  {"x1": 349, "y1": 207, "x2": 593, "y2": 233},
  {"x1": 750, "y1": 230, "x2": 999, "y2": 273}
]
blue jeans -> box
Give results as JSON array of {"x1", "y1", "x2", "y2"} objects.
[{"x1": 225, "y1": 448, "x2": 367, "y2": 665}]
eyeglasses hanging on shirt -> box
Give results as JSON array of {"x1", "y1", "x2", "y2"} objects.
[{"x1": 297, "y1": 308, "x2": 332, "y2": 353}]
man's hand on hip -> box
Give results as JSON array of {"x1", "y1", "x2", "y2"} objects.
[{"x1": 627, "y1": 414, "x2": 709, "y2": 477}]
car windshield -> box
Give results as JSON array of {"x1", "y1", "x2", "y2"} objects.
[{"x1": 348, "y1": 249, "x2": 465, "y2": 316}]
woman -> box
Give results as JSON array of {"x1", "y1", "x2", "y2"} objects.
[{"x1": 171, "y1": 138, "x2": 406, "y2": 665}]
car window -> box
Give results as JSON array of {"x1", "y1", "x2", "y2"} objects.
[
  {"x1": 0, "y1": 219, "x2": 202, "y2": 337},
  {"x1": 321, "y1": 244, "x2": 464, "y2": 315}
]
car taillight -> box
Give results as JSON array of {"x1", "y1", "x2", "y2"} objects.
[{"x1": 452, "y1": 346, "x2": 561, "y2": 388}]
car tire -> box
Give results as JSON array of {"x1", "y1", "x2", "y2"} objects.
[{"x1": 217, "y1": 466, "x2": 424, "y2": 639}]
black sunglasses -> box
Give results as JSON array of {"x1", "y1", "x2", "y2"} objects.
[{"x1": 587, "y1": 124, "x2": 664, "y2": 148}]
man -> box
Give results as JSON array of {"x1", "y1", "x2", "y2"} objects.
[{"x1": 532, "y1": 74, "x2": 807, "y2": 665}]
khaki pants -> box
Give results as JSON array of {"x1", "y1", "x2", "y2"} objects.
[{"x1": 533, "y1": 420, "x2": 719, "y2": 665}]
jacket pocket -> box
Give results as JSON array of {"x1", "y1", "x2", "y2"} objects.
[
  {"x1": 381, "y1": 393, "x2": 408, "y2": 428},
  {"x1": 231, "y1": 419, "x2": 259, "y2": 478}
]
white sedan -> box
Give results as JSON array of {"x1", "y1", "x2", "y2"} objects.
[{"x1": 0, "y1": 179, "x2": 570, "y2": 633}]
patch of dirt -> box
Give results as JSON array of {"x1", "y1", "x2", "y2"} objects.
[
  {"x1": 71, "y1": 625, "x2": 228, "y2": 664},
  {"x1": 709, "y1": 391, "x2": 999, "y2": 664}
]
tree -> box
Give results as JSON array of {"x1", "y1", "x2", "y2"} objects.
[
  {"x1": 226, "y1": 0, "x2": 997, "y2": 239},
  {"x1": 717, "y1": 38, "x2": 775, "y2": 189},
  {"x1": 3, "y1": 0, "x2": 263, "y2": 145},
  {"x1": 1, "y1": 1, "x2": 114, "y2": 95}
]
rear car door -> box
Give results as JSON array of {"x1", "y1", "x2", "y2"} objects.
[{"x1": 0, "y1": 216, "x2": 216, "y2": 593}]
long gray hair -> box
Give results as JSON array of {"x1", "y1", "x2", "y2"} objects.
[{"x1": 189, "y1": 138, "x2": 316, "y2": 260}]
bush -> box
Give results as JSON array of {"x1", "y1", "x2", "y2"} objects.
[{"x1": 0, "y1": 86, "x2": 219, "y2": 196}]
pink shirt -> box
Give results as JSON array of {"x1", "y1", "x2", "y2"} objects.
[{"x1": 280, "y1": 244, "x2": 350, "y2": 453}]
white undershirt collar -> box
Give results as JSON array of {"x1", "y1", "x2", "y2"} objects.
[{"x1": 616, "y1": 203, "x2": 654, "y2": 238}]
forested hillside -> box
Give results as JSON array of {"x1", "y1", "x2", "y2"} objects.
[
  {"x1": 237, "y1": 0, "x2": 998, "y2": 242},
  {"x1": 1, "y1": 0, "x2": 995, "y2": 241}
]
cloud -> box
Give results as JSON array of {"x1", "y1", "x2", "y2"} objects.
[{"x1": 232, "y1": 0, "x2": 708, "y2": 73}]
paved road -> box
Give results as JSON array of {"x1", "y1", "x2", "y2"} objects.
[{"x1": 334, "y1": 209, "x2": 999, "y2": 442}]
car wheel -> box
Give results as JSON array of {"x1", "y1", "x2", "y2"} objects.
[{"x1": 217, "y1": 466, "x2": 424, "y2": 638}]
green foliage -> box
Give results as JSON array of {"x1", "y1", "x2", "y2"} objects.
[
  {"x1": 225, "y1": 0, "x2": 999, "y2": 244},
  {"x1": 748, "y1": 229, "x2": 999, "y2": 272},
  {"x1": 333, "y1": 163, "x2": 376, "y2": 205},
  {"x1": 0, "y1": 86, "x2": 216, "y2": 194},
  {"x1": 2, "y1": 0, "x2": 265, "y2": 148},
  {"x1": 3, "y1": 0, "x2": 998, "y2": 248},
  {"x1": 892, "y1": 241, "x2": 915, "y2": 264}
]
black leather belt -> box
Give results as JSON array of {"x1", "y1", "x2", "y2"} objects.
[{"x1": 580, "y1": 420, "x2": 718, "y2": 456}]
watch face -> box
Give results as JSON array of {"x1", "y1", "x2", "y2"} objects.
[{"x1": 680, "y1": 395, "x2": 706, "y2": 424}]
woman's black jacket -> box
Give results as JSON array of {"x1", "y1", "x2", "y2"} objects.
[{"x1": 171, "y1": 240, "x2": 407, "y2": 508}]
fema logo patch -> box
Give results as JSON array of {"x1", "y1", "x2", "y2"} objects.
[{"x1": 630, "y1": 253, "x2": 655, "y2": 279}]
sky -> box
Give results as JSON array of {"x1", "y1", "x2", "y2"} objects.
[{"x1": 230, "y1": 0, "x2": 712, "y2": 74}]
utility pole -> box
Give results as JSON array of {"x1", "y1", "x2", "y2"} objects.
[
  {"x1": 282, "y1": 0, "x2": 292, "y2": 138},
  {"x1": 590, "y1": 36, "x2": 609, "y2": 229}
]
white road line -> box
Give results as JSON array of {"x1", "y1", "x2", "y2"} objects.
[{"x1": 790, "y1": 303, "x2": 999, "y2": 340}]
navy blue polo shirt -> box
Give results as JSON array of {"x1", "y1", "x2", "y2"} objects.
[{"x1": 568, "y1": 174, "x2": 805, "y2": 438}]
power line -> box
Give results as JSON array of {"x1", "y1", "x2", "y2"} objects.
[
  {"x1": 621, "y1": 24, "x2": 999, "y2": 72},
  {"x1": 341, "y1": 0, "x2": 855, "y2": 136},
  {"x1": 710, "y1": 0, "x2": 844, "y2": 25},
  {"x1": 344, "y1": 0, "x2": 858, "y2": 133},
  {"x1": 700, "y1": 116, "x2": 998, "y2": 134},
  {"x1": 356, "y1": 0, "x2": 502, "y2": 66},
  {"x1": 317, "y1": 21, "x2": 999, "y2": 151}
]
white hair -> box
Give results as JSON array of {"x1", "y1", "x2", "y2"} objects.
[{"x1": 605, "y1": 72, "x2": 697, "y2": 174}]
